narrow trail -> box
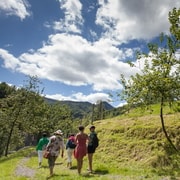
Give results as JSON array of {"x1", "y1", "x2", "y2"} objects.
[{"x1": 15, "y1": 152, "x2": 36, "y2": 179}]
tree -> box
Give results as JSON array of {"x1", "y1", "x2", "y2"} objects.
[
  {"x1": 0, "y1": 83, "x2": 17, "y2": 155},
  {"x1": 120, "y1": 8, "x2": 180, "y2": 151},
  {"x1": 0, "y1": 76, "x2": 47, "y2": 156},
  {"x1": 0, "y1": 82, "x2": 16, "y2": 98},
  {"x1": 44, "y1": 102, "x2": 73, "y2": 137},
  {"x1": 0, "y1": 76, "x2": 74, "y2": 156}
]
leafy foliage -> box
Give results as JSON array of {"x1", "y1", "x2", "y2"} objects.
[
  {"x1": 0, "y1": 77, "x2": 73, "y2": 156},
  {"x1": 120, "y1": 8, "x2": 180, "y2": 151}
]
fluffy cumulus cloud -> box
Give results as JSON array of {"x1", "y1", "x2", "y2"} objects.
[
  {"x1": 0, "y1": 33, "x2": 138, "y2": 91},
  {"x1": 53, "y1": 0, "x2": 83, "y2": 33},
  {"x1": 96, "y1": 0, "x2": 179, "y2": 42},
  {"x1": 0, "y1": 0, "x2": 30, "y2": 20}
]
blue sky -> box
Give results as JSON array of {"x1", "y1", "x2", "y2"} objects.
[{"x1": 0, "y1": 0, "x2": 179, "y2": 107}]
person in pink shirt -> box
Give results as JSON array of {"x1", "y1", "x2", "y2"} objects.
[{"x1": 74, "y1": 125, "x2": 89, "y2": 175}]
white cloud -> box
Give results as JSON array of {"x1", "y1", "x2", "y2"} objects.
[
  {"x1": 0, "y1": 0, "x2": 30, "y2": 20},
  {"x1": 96, "y1": 0, "x2": 179, "y2": 42},
  {"x1": 116, "y1": 101, "x2": 127, "y2": 108},
  {"x1": 45, "y1": 92, "x2": 111, "y2": 104},
  {"x1": 0, "y1": 49, "x2": 20, "y2": 69},
  {"x1": 0, "y1": 33, "x2": 139, "y2": 92},
  {"x1": 54, "y1": 0, "x2": 83, "y2": 33}
]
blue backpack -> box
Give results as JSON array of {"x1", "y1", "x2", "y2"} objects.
[{"x1": 68, "y1": 139, "x2": 76, "y2": 149}]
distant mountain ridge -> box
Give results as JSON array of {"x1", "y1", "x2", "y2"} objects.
[{"x1": 44, "y1": 97, "x2": 114, "y2": 119}]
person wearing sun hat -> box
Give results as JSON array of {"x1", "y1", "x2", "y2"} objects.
[{"x1": 46, "y1": 129, "x2": 64, "y2": 177}]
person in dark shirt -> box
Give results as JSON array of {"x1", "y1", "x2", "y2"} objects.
[
  {"x1": 66, "y1": 134, "x2": 76, "y2": 168},
  {"x1": 87, "y1": 125, "x2": 99, "y2": 173}
]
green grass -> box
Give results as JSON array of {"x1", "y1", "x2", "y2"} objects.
[
  {"x1": 0, "y1": 107, "x2": 180, "y2": 180},
  {"x1": 0, "y1": 147, "x2": 35, "y2": 180}
]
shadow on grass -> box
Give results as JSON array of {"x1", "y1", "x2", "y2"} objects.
[
  {"x1": 55, "y1": 162, "x2": 63, "y2": 165},
  {"x1": 94, "y1": 169, "x2": 109, "y2": 175},
  {"x1": 46, "y1": 174, "x2": 82, "y2": 180},
  {"x1": 45, "y1": 168, "x2": 109, "y2": 179},
  {"x1": 41, "y1": 165, "x2": 49, "y2": 169},
  {"x1": 69, "y1": 165, "x2": 77, "y2": 170},
  {"x1": 46, "y1": 173, "x2": 69, "y2": 179},
  {"x1": 79, "y1": 169, "x2": 109, "y2": 179}
]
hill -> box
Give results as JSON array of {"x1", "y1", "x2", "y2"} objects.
[
  {"x1": 0, "y1": 106, "x2": 179, "y2": 179},
  {"x1": 44, "y1": 98, "x2": 114, "y2": 119}
]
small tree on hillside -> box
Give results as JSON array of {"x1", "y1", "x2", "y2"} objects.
[{"x1": 120, "y1": 8, "x2": 180, "y2": 151}]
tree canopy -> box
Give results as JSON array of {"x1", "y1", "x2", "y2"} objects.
[
  {"x1": 120, "y1": 8, "x2": 180, "y2": 151},
  {"x1": 0, "y1": 77, "x2": 73, "y2": 156}
]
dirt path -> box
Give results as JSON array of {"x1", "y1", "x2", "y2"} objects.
[{"x1": 15, "y1": 153, "x2": 36, "y2": 179}]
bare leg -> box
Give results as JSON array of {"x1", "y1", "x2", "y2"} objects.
[
  {"x1": 80, "y1": 158, "x2": 83, "y2": 172},
  {"x1": 39, "y1": 162, "x2": 42, "y2": 168},
  {"x1": 88, "y1": 153, "x2": 93, "y2": 172},
  {"x1": 69, "y1": 162, "x2": 72, "y2": 168},
  {"x1": 77, "y1": 159, "x2": 81, "y2": 174},
  {"x1": 77, "y1": 158, "x2": 83, "y2": 174},
  {"x1": 50, "y1": 166, "x2": 53, "y2": 176},
  {"x1": 48, "y1": 156, "x2": 56, "y2": 176}
]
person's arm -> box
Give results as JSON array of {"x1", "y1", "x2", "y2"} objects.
[
  {"x1": 66, "y1": 140, "x2": 69, "y2": 149},
  {"x1": 61, "y1": 139, "x2": 64, "y2": 157},
  {"x1": 87, "y1": 134, "x2": 90, "y2": 144},
  {"x1": 46, "y1": 137, "x2": 52, "y2": 151},
  {"x1": 74, "y1": 134, "x2": 78, "y2": 145},
  {"x1": 36, "y1": 143, "x2": 39, "y2": 151},
  {"x1": 36, "y1": 139, "x2": 41, "y2": 151},
  {"x1": 61, "y1": 149, "x2": 64, "y2": 157}
]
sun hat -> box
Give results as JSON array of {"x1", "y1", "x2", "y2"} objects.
[{"x1": 54, "y1": 129, "x2": 63, "y2": 135}]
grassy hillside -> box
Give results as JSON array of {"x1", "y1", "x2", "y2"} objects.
[
  {"x1": 94, "y1": 113, "x2": 180, "y2": 176},
  {"x1": 0, "y1": 106, "x2": 179, "y2": 180}
]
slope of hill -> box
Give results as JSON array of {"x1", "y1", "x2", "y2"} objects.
[
  {"x1": 92, "y1": 112, "x2": 180, "y2": 179},
  {"x1": 1, "y1": 107, "x2": 179, "y2": 179}
]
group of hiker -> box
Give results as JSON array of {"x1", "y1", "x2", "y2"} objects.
[{"x1": 36, "y1": 125, "x2": 99, "y2": 177}]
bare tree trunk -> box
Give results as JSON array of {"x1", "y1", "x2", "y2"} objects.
[
  {"x1": 5, "y1": 107, "x2": 21, "y2": 156},
  {"x1": 91, "y1": 104, "x2": 95, "y2": 124},
  {"x1": 5, "y1": 119, "x2": 16, "y2": 156},
  {"x1": 160, "y1": 97, "x2": 178, "y2": 152}
]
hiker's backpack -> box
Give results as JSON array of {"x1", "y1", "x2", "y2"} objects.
[
  {"x1": 92, "y1": 134, "x2": 99, "y2": 148},
  {"x1": 68, "y1": 138, "x2": 76, "y2": 149}
]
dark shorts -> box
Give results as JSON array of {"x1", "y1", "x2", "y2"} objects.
[{"x1": 87, "y1": 145, "x2": 96, "y2": 154}]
